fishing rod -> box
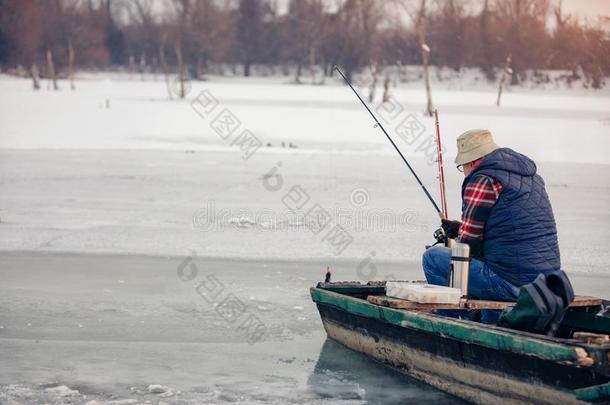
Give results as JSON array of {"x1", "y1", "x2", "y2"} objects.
[
  {"x1": 333, "y1": 65, "x2": 441, "y2": 215},
  {"x1": 434, "y1": 109, "x2": 448, "y2": 219}
]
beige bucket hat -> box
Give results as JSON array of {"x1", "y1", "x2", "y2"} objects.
[{"x1": 454, "y1": 129, "x2": 500, "y2": 166}]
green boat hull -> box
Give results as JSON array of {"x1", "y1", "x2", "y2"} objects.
[{"x1": 311, "y1": 286, "x2": 610, "y2": 404}]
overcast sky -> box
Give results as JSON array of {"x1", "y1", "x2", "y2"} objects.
[
  {"x1": 147, "y1": 0, "x2": 610, "y2": 24},
  {"x1": 560, "y1": 0, "x2": 610, "y2": 21}
]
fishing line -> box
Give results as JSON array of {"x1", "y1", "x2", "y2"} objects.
[{"x1": 333, "y1": 65, "x2": 441, "y2": 215}]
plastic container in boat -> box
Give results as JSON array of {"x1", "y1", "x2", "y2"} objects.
[{"x1": 386, "y1": 282, "x2": 462, "y2": 304}]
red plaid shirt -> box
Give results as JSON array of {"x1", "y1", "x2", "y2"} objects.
[{"x1": 458, "y1": 173, "x2": 503, "y2": 256}]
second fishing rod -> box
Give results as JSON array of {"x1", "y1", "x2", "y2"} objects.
[{"x1": 333, "y1": 65, "x2": 442, "y2": 217}]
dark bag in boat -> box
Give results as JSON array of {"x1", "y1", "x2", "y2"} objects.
[
  {"x1": 545, "y1": 270, "x2": 575, "y2": 336},
  {"x1": 546, "y1": 270, "x2": 574, "y2": 308},
  {"x1": 497, "y1": 271, "x2": 574, "y2": 336}
]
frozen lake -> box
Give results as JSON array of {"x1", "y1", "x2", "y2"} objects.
[
  {"x1": 0, "y1": 149, "x2": 608, "y2": 276},
  {"x1": 1, "y1": 73, "x2": 609, "y2": 164},
  {"x1": 0, "y1": 251, "x2": 607, "y2": 403},
  {"x1": 0, "y1": 74, "x2": 609, "y2": 403},
  {"x1": 0, "y1": 252, "x2": 466, "y2": 404}
]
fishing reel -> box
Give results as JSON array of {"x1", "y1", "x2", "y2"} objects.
[
  {"x1": 426, "y1": 227, "x2": 447, "y2": 249},
  {"x1": 434, "y1": 227, "x2": 446, "y2": 243}
]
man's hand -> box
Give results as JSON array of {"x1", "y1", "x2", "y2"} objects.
[{"x1": 441, "y1": 219, "x2": 461, "y2": 239}]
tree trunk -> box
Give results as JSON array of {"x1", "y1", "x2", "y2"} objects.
[
  {"x1": 396, "y1": 61, "x2": 407, "y2": 83},
  {"x1": 496, "y1": 54, "x2": 512, "y2": 106},
  {"x1": 244, "y1": 61, "x2": 251, "y2": 77},
  {"x1": 417, "y1": 0, "x2": 434, "y2": 116},
  {"x1": 308, "y1": 44, "x2": 317, "y2": 85},
  {"x1": 159, "y1": 38, "x2": 173, "y2": 99},
  {"x1": 480, "y1": 0, "x2": 494, "y2": 80},
  {"x1": 174, "y1": 41, "x2": 186, "y2": 99},
  {"x1": 31, "y1": 63, "x2": 41, "y2": 90},
  {"x1": 295, "y1": 63, "x2": 302, "y2": 84},
  {"x1": 345, "y1": 68, "x2": 352, "y2": 83},
  {"x1": 421, "y1": 41, "x2": 433, "y2": 116},
  {"x1": 196, "y1": 55, "x2": 204, "y2": 80},
  {"x1": 382, "y1": 73, "x2": 391, "y2": 103},
  {"x1": 46, "y1": 50, "x2": 58, "y2": 90},
  {"x1": 68, "y1": 39, "x2": 76, "y2": 90},
  {"x1": 128, "y1": 55, "x2": 135, "y2": 79},
  {"x1": 368, "y1": 63, "x2": 378, "y2": 103},
  {"x1": 139, "y1": 51, "x2": 146, "y2": 81},
  {"x1": 151, "y1": 56, "x2": 158, "y2": 81}
]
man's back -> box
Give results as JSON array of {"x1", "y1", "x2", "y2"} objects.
[{"x1": 467, "y1": 148, "x2": 561, "y2": 286}]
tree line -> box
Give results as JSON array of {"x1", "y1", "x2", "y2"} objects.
[{"x1": 0, "y1": 0, "x2": 608, "y2": 88}]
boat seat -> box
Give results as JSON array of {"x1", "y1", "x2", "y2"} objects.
[{"x1": 366, "y1": 295, "x2": 601, "y2": 311}]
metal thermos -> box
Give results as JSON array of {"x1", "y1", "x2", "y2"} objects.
[{"x1": 450, "y1": 242, "x2": 470, "y2": 297}]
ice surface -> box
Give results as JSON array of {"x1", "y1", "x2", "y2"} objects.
[
  {"x1": 44, "y1": 385, "x2": 80, "y2": 397},
  {"x1": 0, "y1": 73, "x2": 609, "y2": 163},
  {"x1": 0, "y1": 253, "x2": 465, "y2": 404},
  {"x1": 0, "y1": 72, "x2": 608, "y2": 403},
  {"x1": 0, "y1": 149, "x2": 607, "y2": 277},
  {"x1": 147, "y1": 384, "x2": 170, "y2": 394}
]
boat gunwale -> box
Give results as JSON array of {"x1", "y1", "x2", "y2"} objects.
[{"x1": 310, "y1": 286, "x2": 600, "y2": 365}]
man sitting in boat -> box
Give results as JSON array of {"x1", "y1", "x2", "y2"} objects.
[{"x1": 422, "y1": 129, "x2": 561, "y2": 323}]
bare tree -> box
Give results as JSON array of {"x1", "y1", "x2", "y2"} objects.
[
  {"x1": 127, "y1": 0, "x2": 156, "y2": 27},
  {"x1": 190, "y1": 0, "x2": 235, "y2": 77},
  {"x1": 237, "y1": 0, "x2": 266, "y2": 77},
  {"x1": 174, "y1": 40, "x2": 187, "y2": 99},
  {"x1": 431, "y1": 0, "x2": 467, "y2": 71},
  {"x1": 393, "y1": 0, "x2": 434, "y2": 116},
  {"x1": 126, "y1": 0, "x2": 158, "y2": 72},
  {"x1": 283, "y1": 0, "x2": 328, "y2": 84},
  {"x1": 128, "y1": 55, "x2": 136, "y2": 78},
  {"x1": 495, "y1": 0, "x2": 550, "y2": 84},
  {"x1": 159, "y1": 35, "x2": 173, "y2": 99},
  {"x1": 31, "y1": 63, "x2": 41, "y2": 90},
  {"x1": 553, "y1": 0, "x2": 567, "y2": 27},
  {"x1": 46, "y1": 50, "x2": 59, "y2": 90},
  {"x1": 327, "y1": 0, "x2": 383, "y2": 82},
  {"x1": 479, "y1": 0, "x2": 494, "y2": 80},
  {"x1": 496, "y1": 54, "x2": 512, "y2": 106},
  {"x1": 307, "y1": 0, "x2": 328, "y2": 84},
  {"x1": 417, "y1": 0, "x2": 434, "y2": 116},
  {"x1": 382, "y1": 72, "x2": 391, "y2": 102},
  {"x1": 368, "y1": 62, "x2": 379, "y2": 102},
  {"x1": 1, "y1": 0, "x2": 607, "y2": 90},
  {"x1": 68, "y1": 38, "x2": 76, "y2": 90},
  {"x1": 139, "y1": 51, "x2": 146, "y2": 80}
]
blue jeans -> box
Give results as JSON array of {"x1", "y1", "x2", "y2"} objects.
[{"x1": 422, "y1": 246, "x2": 519, "y2": 324}]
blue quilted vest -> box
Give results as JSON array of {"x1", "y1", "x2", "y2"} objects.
[{"x1": 462, "y1": 148, "x2": 561, "y2": 286}]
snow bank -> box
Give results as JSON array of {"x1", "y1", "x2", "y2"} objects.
[{"x1": 0, "y1": 74, "x2": 608, "y2": 164}]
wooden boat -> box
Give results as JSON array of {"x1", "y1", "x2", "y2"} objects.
[{"x1": 310, "y1": 281, "x2": 610, "y2": 404}]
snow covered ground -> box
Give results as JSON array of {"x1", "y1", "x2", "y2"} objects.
[
  {"x1": 0, "y1": 73, "x2": 609, "y2": 404},
  {"x1": 1, "y1": 72, "x2": 609, "y2": 163},
  {"x1": 0, "y1": 73, "x2": 609, "y2": 272}
]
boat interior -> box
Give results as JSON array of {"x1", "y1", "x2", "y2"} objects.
[{"x1": 315, "y1": 281, "x2": 610, "y2": 342}]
